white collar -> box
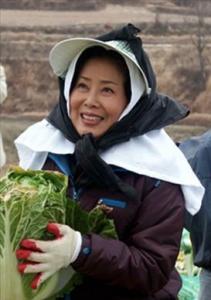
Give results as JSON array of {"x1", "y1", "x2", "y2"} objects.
[{"x1": 15, "y1": 119, "x2": 204, "y2": 215}]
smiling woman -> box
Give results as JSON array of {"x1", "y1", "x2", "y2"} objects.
[
  {"x1": 69, "y1": 47, "x2": 129, "y2": 138},
  {"x1": 14, "y1": 24, "x2": 204, "y2": 300}
]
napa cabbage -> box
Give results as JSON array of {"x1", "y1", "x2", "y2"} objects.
[{"x1": 0, "y1": 166, "x2": 117, "y2": 300}]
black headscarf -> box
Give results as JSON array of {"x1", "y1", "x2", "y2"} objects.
[{"x1": 47, "y1": 23, "x2": 189, "y2": 198}]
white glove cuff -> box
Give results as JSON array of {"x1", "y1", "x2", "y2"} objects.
[{"x1": 71, "y1": 231, "x2": 82, "y2": 263}]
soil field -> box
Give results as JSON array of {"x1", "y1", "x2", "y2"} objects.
[
  {"x1": 2, "y1": 5, "x2": 211, "y2": 28},
  {"x1": 1, "y1": 2, "x2": 211, "y2": 115}
]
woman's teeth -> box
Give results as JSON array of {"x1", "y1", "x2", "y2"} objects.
[{"x1": 82, "y1": 114, "x2": 103, "y2": 121}]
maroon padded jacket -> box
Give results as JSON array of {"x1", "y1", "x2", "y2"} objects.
[{"x1": 44, "y1": 156, "x2": 185, "y2": 300}]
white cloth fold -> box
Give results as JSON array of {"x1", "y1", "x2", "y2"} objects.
[
  {"x1": 15, "y1": 119, "x2": 205, "y2": 215},
  {"x1": 0, "y1": 65, "x2": 8, "y2": 168}
]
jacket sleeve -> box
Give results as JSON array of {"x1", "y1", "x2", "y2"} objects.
[{"x1": 72, "y1": 179, "x2": 185, "y2": 295}]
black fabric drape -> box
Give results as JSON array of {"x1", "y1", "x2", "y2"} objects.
[
  {"x1": 47, "y1": 23, "x2": 189, "y2": 198},
  {"x1": 96, "y1": 23, "x2": 156, "y2": 97}
]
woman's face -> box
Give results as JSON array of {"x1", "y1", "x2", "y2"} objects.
[{"x1": 69, "y1": 57, "x2": 128, "y2": 138}]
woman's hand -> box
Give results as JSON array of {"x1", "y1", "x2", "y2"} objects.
[{"x1": 16, "y1": 223, "x2": 82, "y2": 289}]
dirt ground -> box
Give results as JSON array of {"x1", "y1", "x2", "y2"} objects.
[
  {"x1": 1, "y1": 3, "x2": 211, "y2": 28},
  {"x1": 1, "y1": 5, "x2": 153, "y2": 27}
]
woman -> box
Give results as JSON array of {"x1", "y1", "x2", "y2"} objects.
[{"x1": 15, "y1": 24, "x2": 204, "y2": 299}]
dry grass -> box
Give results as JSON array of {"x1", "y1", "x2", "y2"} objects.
[
  {"x1": 192, "y1": 77, "x2": 211, "y2": 113},
  {"x1": 166, "y1": 124, "x2": 208, "y2": 142},
  {"x1": 177, "y1": 112, "x2": 211, "y2": 127},
  {"x1": 1, "y1": 116, "x2": 42, "y2": 169}
]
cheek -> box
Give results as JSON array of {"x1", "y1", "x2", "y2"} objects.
[
  {"x1": 109, "y1": 101, "x2": 127, "y2": 120},
  {"x1": 106, "y1": 107, "x2": 122, "y2": 123}
]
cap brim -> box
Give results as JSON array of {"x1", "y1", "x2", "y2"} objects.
[{"x1": 49, "y1": 37, "x2": 148, "y2": 90}]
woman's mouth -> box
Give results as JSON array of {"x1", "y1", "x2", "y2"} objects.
[{"x1": 81, "y1": 113, "x2": 103, "y2": 125}]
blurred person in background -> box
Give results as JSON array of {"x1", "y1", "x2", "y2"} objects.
[
  {"x1": 14, "y1": 24, "x2": 204, "y2": 300},
  {"x1": 180, "y1": 130, "x2": 211, "y2": 300},
  {"x1": 0, "y1": 64, "x2": 8, "y2": 168}
]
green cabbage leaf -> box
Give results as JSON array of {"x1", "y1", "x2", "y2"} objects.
[{"x1": 0, "y1": 166, "x2": 117, "y2": 300}]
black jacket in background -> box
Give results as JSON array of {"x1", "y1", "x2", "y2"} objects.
[{"x1": 179, "y1": 130, "x2": 211, "y2": 270}]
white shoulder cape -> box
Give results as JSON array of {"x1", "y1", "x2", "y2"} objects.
[{"x1": 15, "y1": 119, "x2": 204, "y2": 215}]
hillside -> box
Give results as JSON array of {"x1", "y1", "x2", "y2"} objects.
[{"x1": 1, "y1": 0, "x2": 211, "y2": 116}]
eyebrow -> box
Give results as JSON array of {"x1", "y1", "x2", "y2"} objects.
[{"x1": 80, "y1": 75, "x2": 118, "y2": 85}]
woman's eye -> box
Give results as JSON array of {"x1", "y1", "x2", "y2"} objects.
[
  {"x1": 77, "y1": 83, "x2": 88, "y2": 91},
  {"x1": 102, "y1": 87, "x2": 114, "y2": 94}
]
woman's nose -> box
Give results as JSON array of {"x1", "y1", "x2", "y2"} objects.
[{"x1": 84, "y1": 90, "x2": 99, "y2": 107}]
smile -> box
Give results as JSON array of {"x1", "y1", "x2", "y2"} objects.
[{"x1": 81, "y1": 113, "x2": 104, "y2": 123}]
